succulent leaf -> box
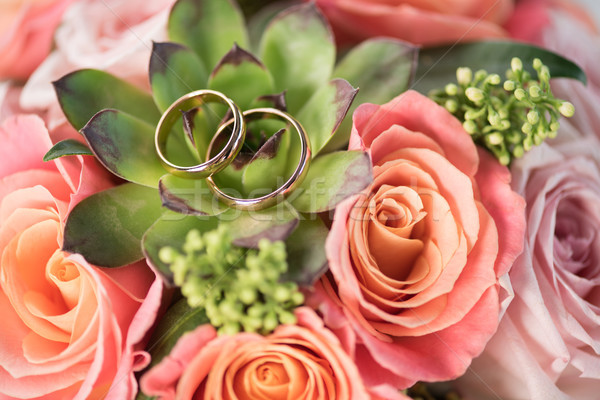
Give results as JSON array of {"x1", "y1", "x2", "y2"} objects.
[
  {"x1": 150, "y1": 42, "x2": 208, "y2": 112},
  {"x1": 168, "y1": 0, "x2": 249, "y2": 72},
  {"x1": 81, "y1": 110, "x2": 171, "y2": 188},
  {"x1": 43, "y1": 139, "x2": 93, "y2": 161},
  {"x1": 208, "y1": 44, "x2": 274, "y2": 110},
  {"x1": 63, "y1": 183, "x2": 164, "y2": 267},
  {"x1": 259, "y1": 3, "x2": 335, "y2": 113},
  {"x1": 54, "y1": 69, "x2": 160, "y2": 130},
  {"x1": 296, "y1": 78, "x2": 358, "y2": 156},
  {"x1": 290, "y1": 150, "x2": 372, "y2": 213},
  {"x1": 282, "y1": 218, "x2": 329, "y2": 286}
]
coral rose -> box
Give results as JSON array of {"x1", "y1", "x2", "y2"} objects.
[
  {"x1": 0, "y1": 115, "x2": 163, "y2": 399},
  {"x1": 310, "y1": 91, "x2": 526, "y2": 389},
  {"x1": 456, "y1": 123, "x2": 600, "y2": 399},
  {"x1": 0, "y1": 0, "x2": 74, "y2": 80},
  {"x1": 141, "y1": 307, "x2": 407, "y2": 400},
  {"x1": 310, "y1": 0, "x2": 513, "y2": 47}
]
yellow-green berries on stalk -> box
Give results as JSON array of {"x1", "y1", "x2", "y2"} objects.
[
  {"x1": 429, "y1": 57, "x2": 575, "y2": 165},
  {"x1": 159, "y1": 226, "x2": 304, "y2": 335}
]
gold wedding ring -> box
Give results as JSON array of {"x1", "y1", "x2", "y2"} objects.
[
  {"x1": 206, "y1": 108, "x2": 311, "y2": 211},
  {"x1": 155, "y1": 90, "x2": 246, "y2": 179}
]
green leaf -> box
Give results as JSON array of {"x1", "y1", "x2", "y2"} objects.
[
  {"x1": 246, "y1": 1, "x2": 292, "y2": 52},
  {"x1": 259, "y1": 3, "x2": 335, "y2": 113},
  {"x1": 414, "y1": 40, "x2": 587, "y2": 94},
  {"x1": 81, "y1": 110, "x2": 169, "y2": 188},
  {"x1": 242, "y1": 126, "x2": 291, "y2": 194},
  {"x1": 221, "y1": 202, "x2": 299, "y2": 248},
  {"x1": 282, "y1": 218, "x2": 329, "y2": 286},
  {"x1": 168, "y1": 0, "x2": 249, "y2": 72},
  {"x1": 290, "y1": 150, "x2": 372, "y2": 213},
  {"x1": 142, "y1": 298, "x2": 208, "y2": 372},
  {"x1": 327, "y1": 38, "x2": 418, "y2": 153},
  {"x1": 159, "y1": 174, "x2": 229, "y2": 216},
  {"x1": 63, "y1": 183, "x2": 164, "y2": 267},
  {"x1": 43, "y1": 139, "x2": 93, "y2": 161},
  {"x1": 142, "y1": 212, "x2": 220, "y2": 284},
  {"x1": 53, "y1": 69, "x2": 160, "y2": 130},
  {"x1": 296, "y1": 78, "x2": 358, "y2": 155},
  {"x1": 150, "y1": 42, "x2": 208, "y2": 112},
  {"x1": 208, "y1": 44, "x2": 274, "y2": 110}
]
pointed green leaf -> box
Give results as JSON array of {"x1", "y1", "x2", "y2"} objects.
[
  {"x1": 150, "y1": 42, "x2": 208, "y2": 112},
  {"x1": 63, "y1": 183, "x2": 164, "y2": 267},
  {"x1": 43, "y1": 139, "x2": 93, "y2": 161},
  {"x1": 290, "y1": 150, "x2": 372, "y2": 213},
  {"x1": 259, "y1": 3, "x2": 335, "y2": 113},
  {"x1": 242, "y1": 127, "x2": 292, "y2": 194},
  {"x1": 208, "y1": 44, "x2": 274, "y2": 110},
  {"x1": 53, "y1": 69, "x2": 160, "y2": 130},
  {"x1": 142, "y1": 299, "x2": 208, "y2": 373},
  {"x1": 414, "y1": 40, "x2": 587, "y2": 94},
  {"x1": 221, "y1": 202, "x2": 299, "y2": 248},
  {"x1": 81, "y1": 110, "x2": 169, "y2": 188},
  {"x1": 296, "y1": 78, "x2": 358, "y2": 155},
  {"x1": 159, "y1": 174, "x2": 229, "y2": 216},
  {"x1": 327, "y1": 38, "x2": 419, "y2": 153},
  {"x1": 282, "y1": 218, "x2": 329, "y2": 286},
  {"x1": 168, "y1": 0, "x2": 249, "y2": 72},
  {"x1": 247, "y1": 1, "x2": 291, "y2": 52},
  {"x1": 142, "y1": 212, "x2": 219, "y2": 284}
]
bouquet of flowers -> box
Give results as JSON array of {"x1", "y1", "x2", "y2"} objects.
[{"x1": 1, "y1": 0, "x2": 598, "y2": 399}]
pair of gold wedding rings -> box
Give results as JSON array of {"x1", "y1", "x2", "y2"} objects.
[{"x1": 154, "y1": 90, "x2": 311, "y2": 211}]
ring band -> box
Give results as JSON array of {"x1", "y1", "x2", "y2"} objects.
[
  {"x1": 155, "y1": 90, "x2": 246, "y2": 179},
  {"x1": 206, "y1": 108, "x2": 311, "y2": 211}
]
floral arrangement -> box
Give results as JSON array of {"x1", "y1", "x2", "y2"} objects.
[{"x1": 1, "y1": 0, "x2": 599, "y2": 399}]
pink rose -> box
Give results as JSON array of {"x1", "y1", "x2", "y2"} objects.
[
  {"x1": 0, "y1": 115, "x2": 164, "y2": 399},
  {"x1": 310, "y1": 91, "x2": 526, "y2": 389},
  {"x1": 506, "y1": 0, "x2": 600, "y2": 141},
  {"x1": 0, "y1": 0, "x2": 74, "y2": 80},
  {"x1": 456, "y1": 123, "x2": 600, "y2": 400},
  {"x1": 20, "y1": 0, "x2": 174, "y2": 114},
  {"x1": 311, "y1": 0, "x2": 513, "y2": 47},
  {"x1": 140, "y1": 307, "x2": 407, "y2": 400}
]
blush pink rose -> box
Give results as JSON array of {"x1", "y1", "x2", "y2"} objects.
[
  {"x1": 310, "y1": 0, "x2": 513, "y2": 47},
  {"x1": 0, "y1": 0, "x2": 74, "y2": 80},
  {"x1": 456, "y1": 123, "x2": 600, "y2": 400},
  {"x1": 140, "y1": 307, "x2": 408, "y2": 400},
  {"x1": 20, "y1": 0, "x2": 174, "y2": 114},
  {"x1": 309, "y1": 90, "x2": 526, "y2": 390},
  {"x1": 506, "y1": 0, "x2": 600, "y2": 141},
  {"x1": 0, "y1": 114, "x2": 164, "y2": 399}
]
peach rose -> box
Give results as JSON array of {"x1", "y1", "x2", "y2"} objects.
[
  {"x1": 0, "y1": 114, "x2": 164, "y2": 399},
  {"x1": 456, "y1": 123, "x2": 600, "y2": 400},
  {"x1": 140, "y1": 307, "x2": 408, "y2": 400},
  {"x1": 310, "y1": 91, "x2": 526, "y2": 389},
  {"x1": 310, "y1": 0, "x2": 513, "y2": 47},
  {"x1": 0, "y1": 0, "x2": 74, "y2": 80},
  {"x1": 20, "y1": 0, "x2": 174, "y2": 114}
]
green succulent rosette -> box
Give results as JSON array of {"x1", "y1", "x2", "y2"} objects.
[{"x1": 49, "y1": 0, "x2": 418, "y2": 285}]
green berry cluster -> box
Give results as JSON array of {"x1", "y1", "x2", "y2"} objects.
[
  {"x1": 158, "y1": 226, "x2": 304, "y2": 335},
  {"x1": 429, "y1": 57, "x2": 575, "y2": 165}
]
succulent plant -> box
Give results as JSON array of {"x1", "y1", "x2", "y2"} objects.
[{"x1": 48, "y1": 0, "x2": 418, "y2": 285}]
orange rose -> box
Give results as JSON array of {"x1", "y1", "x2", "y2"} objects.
[
  {"x1": 310, "y1": 91, "x2": 526, "y2": 389},
  {"x1": 0, "y1": 115, "x2": 163, "y2": 399},
  {"x1": 141, "y1": 307, "x2": 409, "y2": 399},
  {"x1": 311, "y1": 0, "x2": 513, "y2": 46}
]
